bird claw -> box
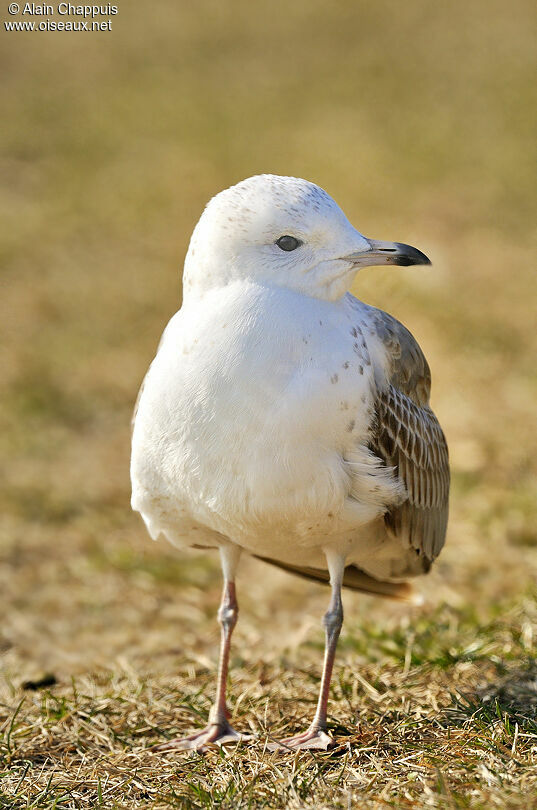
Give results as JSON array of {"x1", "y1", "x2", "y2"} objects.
[
  {"x1": 267, "y1": 728, "x2": 337, "y2": 752},
  {"x1": 150, "y1": 722, "x2": 252, "y2": 753}
]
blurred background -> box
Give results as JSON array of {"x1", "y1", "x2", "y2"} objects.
[{"x1": 2, "y1": 0, "x2": 536, "y2": 694}]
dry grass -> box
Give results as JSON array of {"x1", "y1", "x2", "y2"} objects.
[
  {"x1": 2, "y1": 595, "x2": 537, "y2": 808},
  {"x1": 1, "y1": 0, "x2": 537, "y2": 807}
]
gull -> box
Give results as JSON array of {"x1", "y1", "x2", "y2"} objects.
[{"x1": 130, "y1": 175, "x2": 449, "y2": 752}]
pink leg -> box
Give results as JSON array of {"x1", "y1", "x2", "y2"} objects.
[
  {"x1": 152, "y1": 546, "x2": 251, "y2": 753},
  {"x1": 209, "y1": 578, "x2": 239, "y2": 725},
  {"x1": 270, "y1": 551, "x2": 345, "y2": 752}
]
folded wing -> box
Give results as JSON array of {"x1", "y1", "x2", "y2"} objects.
[{"x1": 364, "y1": 305, "x2": 450, "y2": 565}]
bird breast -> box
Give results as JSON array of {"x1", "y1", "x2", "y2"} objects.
[{"x1": 131, "y1": 281, "x2": 379, "y2": 549}]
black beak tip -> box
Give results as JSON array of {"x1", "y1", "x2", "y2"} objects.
[{"x1": 393, "y1": 243, "x2": 432, "y2": 267}]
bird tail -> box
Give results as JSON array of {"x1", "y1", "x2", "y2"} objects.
[{"x1": 254, "y1": 556, "x2": 420, "y2": 603}]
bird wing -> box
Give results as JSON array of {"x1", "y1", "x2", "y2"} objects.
[
  {"x1": 254, "y1": 556, "x2": 417, "y2": 601},
  {"x1": 363, "y1": 304, "x2": 450, "y2": 564},
  {"x1": 257, "y1": 302, "x2": 449, "y2": 592}
]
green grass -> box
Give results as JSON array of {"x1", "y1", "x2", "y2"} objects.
[{"x1": 2, "y1": 0, "x2": 537, "y2": 806}]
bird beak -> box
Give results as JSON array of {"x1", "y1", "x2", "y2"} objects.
[{"x1": 343, "y1": 238, "x2": 431, "y2": 267}]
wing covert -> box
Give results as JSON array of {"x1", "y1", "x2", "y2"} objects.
[{"x1": 363, "y1": 304, "x2": 450, "y2": 564}]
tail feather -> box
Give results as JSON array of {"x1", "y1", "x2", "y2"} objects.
[{"x1": 254, "y1": 555, "x2": 419, "y2": 603}]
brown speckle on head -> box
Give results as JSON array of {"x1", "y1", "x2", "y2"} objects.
[
  {"x1": 342, "y1": 361, "x2": 350, "y2": 369},
  {"x1": 358, "y1": 365, "x2": 363, "y2": 374},
  {"x1": 347, "y1": 419, "x2": 356, "y2": 433},
  {"x1": 351, "y1": 327, "x2": 358, "y2": 338},
  {"x1": 330, "y1": 373, "x2": 339, "y2": 384}
]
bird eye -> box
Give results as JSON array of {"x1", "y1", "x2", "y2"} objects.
[{"x1": 276, "y1": 235, "x2": 302, "y2": 252}]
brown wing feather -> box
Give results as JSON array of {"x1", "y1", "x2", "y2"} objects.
[
  {"x1": 365, "y1": 307, "x2": 450, "y2": 564},
  {"x1": 254, "y1": 556, "x2": 417, "y2": 601}
]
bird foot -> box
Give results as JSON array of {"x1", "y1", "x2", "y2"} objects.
[
  {"x1": 150, "y1": 721, "x2": 252, "y2": 753},
  {"x1": 268, "y1": 727, "x2": 336, "y2": 752}
]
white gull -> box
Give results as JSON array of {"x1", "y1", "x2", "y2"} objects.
[{"x1": 130, "y1": 174, "x2": 449, "y2": 751}]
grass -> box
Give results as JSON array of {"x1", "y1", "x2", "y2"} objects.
[
  {"x1": 2, "y1": 600, "x2": 537, "y2": 808},
  {"x1": 1, "y1": 0, "x2": 537, "y2": 806}
]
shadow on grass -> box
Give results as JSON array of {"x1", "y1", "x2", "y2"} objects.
[{"x1": 444, "y1": 660, "x2": 537, "y2": 734}]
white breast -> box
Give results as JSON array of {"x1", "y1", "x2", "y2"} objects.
[{"x1": 131, "y1": 281, "x2": 399, "y2": 557}]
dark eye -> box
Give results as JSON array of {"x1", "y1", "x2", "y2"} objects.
[{"x1": 276, "y1": 235, "x2": 302, "y2": 252}]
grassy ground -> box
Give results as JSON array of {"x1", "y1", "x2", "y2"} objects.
[{"x1": 1, "y1": 1, "x2": 537, "y2": 807}]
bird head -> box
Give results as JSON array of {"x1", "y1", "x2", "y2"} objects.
[{"x1": 183, "y1": 174, "x2": 430, "y2": 301}]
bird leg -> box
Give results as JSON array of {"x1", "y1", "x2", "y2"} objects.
[
  {"x1": 151, "y1": 545, "x2": 251, "y2": 752},
  {"x1": 270, "y1": 550, "x2": 345, "y2": 751}
]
